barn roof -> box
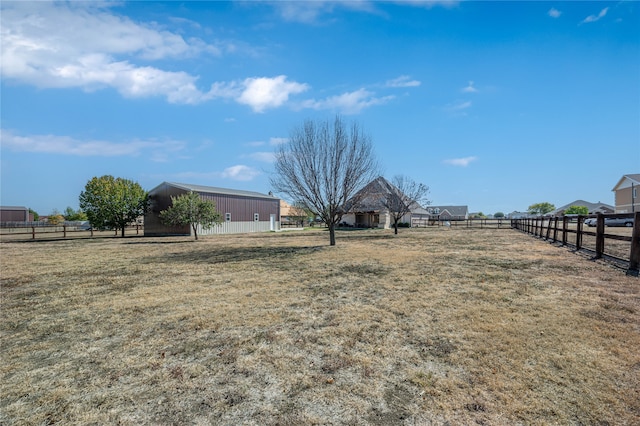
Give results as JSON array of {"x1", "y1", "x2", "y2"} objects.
[{"x1": 151, "y1": 182, "x2": 278, "y2": 200}]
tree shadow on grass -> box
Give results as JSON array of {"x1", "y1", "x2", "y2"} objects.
[
  {"x1": 143, "y1": 245, "x2": 325, "y2": 265},
  {"x1": 124, "y1": 239, "x2": 195, "y2": 245}
]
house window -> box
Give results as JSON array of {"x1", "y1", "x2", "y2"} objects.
[
  {"x1": 254, "y1": 213, "x2": 259, "y2": 222},
  {"x1": 225, "y1": 213, "x2": 231, "y2": 222}
]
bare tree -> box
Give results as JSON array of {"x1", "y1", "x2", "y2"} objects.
[
  {"x1": 382, "y1": 175, "x2": 430, "y2": 234},
  {"x1": 271, "y1": 116, "x2": 379, "y2": 246}
]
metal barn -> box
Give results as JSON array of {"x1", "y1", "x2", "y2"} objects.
[
  {"x1": 144, "y1": 182, "x2": 280, "y2": 237},
  {"x1": 0, "y1": 206, "x2": 31, "y2": 222}
]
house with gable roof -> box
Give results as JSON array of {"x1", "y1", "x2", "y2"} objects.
[
  {"x1": 341, "y1": 176, "x2": 428, "y2": 229},
  {"x1": 548, "y1": 200, "x2": 614, "y2": 217},
  {"x1": 426, "y1": 206, "x2": 469, "y2": 221},
  {"x1": 612, "y1": 174, "x2": 640, "y2": 213}
]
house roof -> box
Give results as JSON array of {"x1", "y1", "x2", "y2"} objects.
[
  {"x1": 427, "y1": 205, "x2": 469, "y2": 217},
  {"x1": 612, "y1": 174, "x2": 640, "y2": 191},
  {"x1": 345, "y1": 176, "x2": 425, "y2": 213},
  {"x1": 549, "y1": 200, "x2": 614, "y2": 215},
  {"x1": 151, "y1": 182, "x2": 278, "y2": 200}
]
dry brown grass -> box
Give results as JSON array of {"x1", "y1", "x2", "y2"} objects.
[{"x1": 1, "y1": 227, "x2": 638, "y2": 425}]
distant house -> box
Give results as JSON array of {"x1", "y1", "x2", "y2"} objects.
[
  {"x1": 549, "y1": 200, "x2": 614, "y2": 217},
  {"x1": 427, "y1": 206, "x2": 469, "y2": 221},
  {"x1": 341, "y1": 177, "x2": 427, "y2": 228},
  {"x1": 144, "y1": 182, "x2": 280, "y2": 237},
  {"x1": 0, "y1": 206, "x2": 31, "y2": 222},
  {"x1": 612, "y1": 174, "x2": 640, "y2": 213},
  {"x1": 280, "y1": 200, "x2": 308, "y2": 227}
]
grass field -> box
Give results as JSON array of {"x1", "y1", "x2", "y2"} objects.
[{"x1": 1, "y1": 227, "x2": 638, "y2": 425}]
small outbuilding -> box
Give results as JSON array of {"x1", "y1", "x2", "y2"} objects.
[{"x1": 145, "y1": 182, "x2": 280, "y2": 237}]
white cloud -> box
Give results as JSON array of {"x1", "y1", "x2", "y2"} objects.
[
  {"x1": 269, "y1": 137, "x2": 288, "y2": 146},
  {"x1": 0, "y1": 129, "x2": 185, "y2": 160},
  {"x1": 301, "y1": 89, "x2": 394, "y2": 114},
  {"x1": 248, "y1": 152, "x2": 276, "y2": 163},
  {"x1": 245, "y1": 137, "x2": 286, "y2": 148},
  {"x1": 385, "y1": 75, "x2": 421, "y2": 88},
  {"x1": 446, "y1": 100, "x2": 472, "y2": 111},
  {"x1": 209, "y1": 75, "x2": 309, "y2": 112},
  {"x1": 443, "y1": 156, "x2": 477, "y2": 167},
  {"x1": 548, "y1": 8, "x2": 562, "y2": 18},
  {"x1": 0, "y1": 2, "x2": 224, "y2": 104},
  {"x1": 272, "y1": 0, "x2": 456, "y2": 23},
  {"x1": 393, "y1": 0, "x2": 460, "y2": 8},
  {"x1": 274, "y1": 1, "x2": 376, "y2": 23},
  {"x1": 238, "y1": 76, "x2": 310, "y2": 113},
  {"x1": 582, "y1": 7, "x2": 608, "y2": 24},
  {"x1": 461, "y1": 81, "x2": 478, "y2": 93},
  {"x1": 166, "y1": 165, "x2": 261, "y2": 183},
  {"x1": 221, "y1": 165, "x2": 261, "y2": 181}
]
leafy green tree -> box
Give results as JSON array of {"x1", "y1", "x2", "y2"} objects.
[
  {"x1": 48, "y1": 209, "x2": 65, "y2": 225},
  {"x1": 494, "y1": 212, "x2": 505, "y2": 218},
  {"x1": 564, "y1": 205, "x2": 589, "y2": 215},
  {"x1": 29, "y1": 208, "x2": 39, "y2": 221},
  {"x1": 63, "y1": 206, "x2": 88, "y2": 221},
  {"x1": 528, "y1": 202, "x2": 555, "y2": 216},
  {"x1": 79, "y1": 175, "x2": 148, "y2": 237},
  {"x1": 159, "y1": 191, "x2": 222, "y2": 240}
]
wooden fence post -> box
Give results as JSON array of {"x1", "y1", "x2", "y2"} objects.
[
  {"x1": 576, "y1": 216, "x2": 583, "y2": 250},
  {"x1": 553, "y1": 217, "x2": 558, "y2": 242},
  {"x1": 595, "y1": 213, "x2": 605, "y2": 259},
  {"x1": 627, "y1": 212, "x2": 640, "y2": 276},
  {"x1": 63, "y1": 225, "x2": 67, "y2": 239},
  {"x1": 32, "y1": 226, "x2": 36, "y2": 239},
  {"x1": 545, "y1": 217, "x2": 552, "y2": 240},
  {"x1": 562, "y1": 216, "x2": 568, "y2": 246}
]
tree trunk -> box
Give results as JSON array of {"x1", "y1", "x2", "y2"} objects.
[
  {"x1": 394, "y1": 223, "x2": 398, "y2": 234},
  {"x1": 192, "y1": 223, "x2": 199, "y2": 241},
  {"x1": 121, "y1": 227, "x2": 125, "y2": 238},
  {"x1": 329, "y1": 223, "x2": 336, "y2": 246}
]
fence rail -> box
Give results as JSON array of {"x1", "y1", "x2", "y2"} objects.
[
  {"x1": 411, "y1": 218, "x2": 512, "y2": 229},
  {"x1": 0, "y1": 223, "x2": 143, "y2": 241},
  {"x1": 511, "y1": 212, "x2": 640, "y2": 276}
]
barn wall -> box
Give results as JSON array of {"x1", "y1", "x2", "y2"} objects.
[
  {"x1": 0, "y1": 207, "x2": 29, "y2": 222},
  {"x1": 144, "y1": 183, "x2": 281, "y2": 236},
  {"x1": 197, "y1": 219, "x2": 279, "y2": 235},
  {"x1": 200, "y1": 193, "x2": 279, "y2": 222},
  {"x1": 144, "y1": 183, "x2": 190, "y2": 236}
]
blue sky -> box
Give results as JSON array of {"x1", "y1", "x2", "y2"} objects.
[{"x1": 1, "y1": 1, "x2": 639, "y2": 216}]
